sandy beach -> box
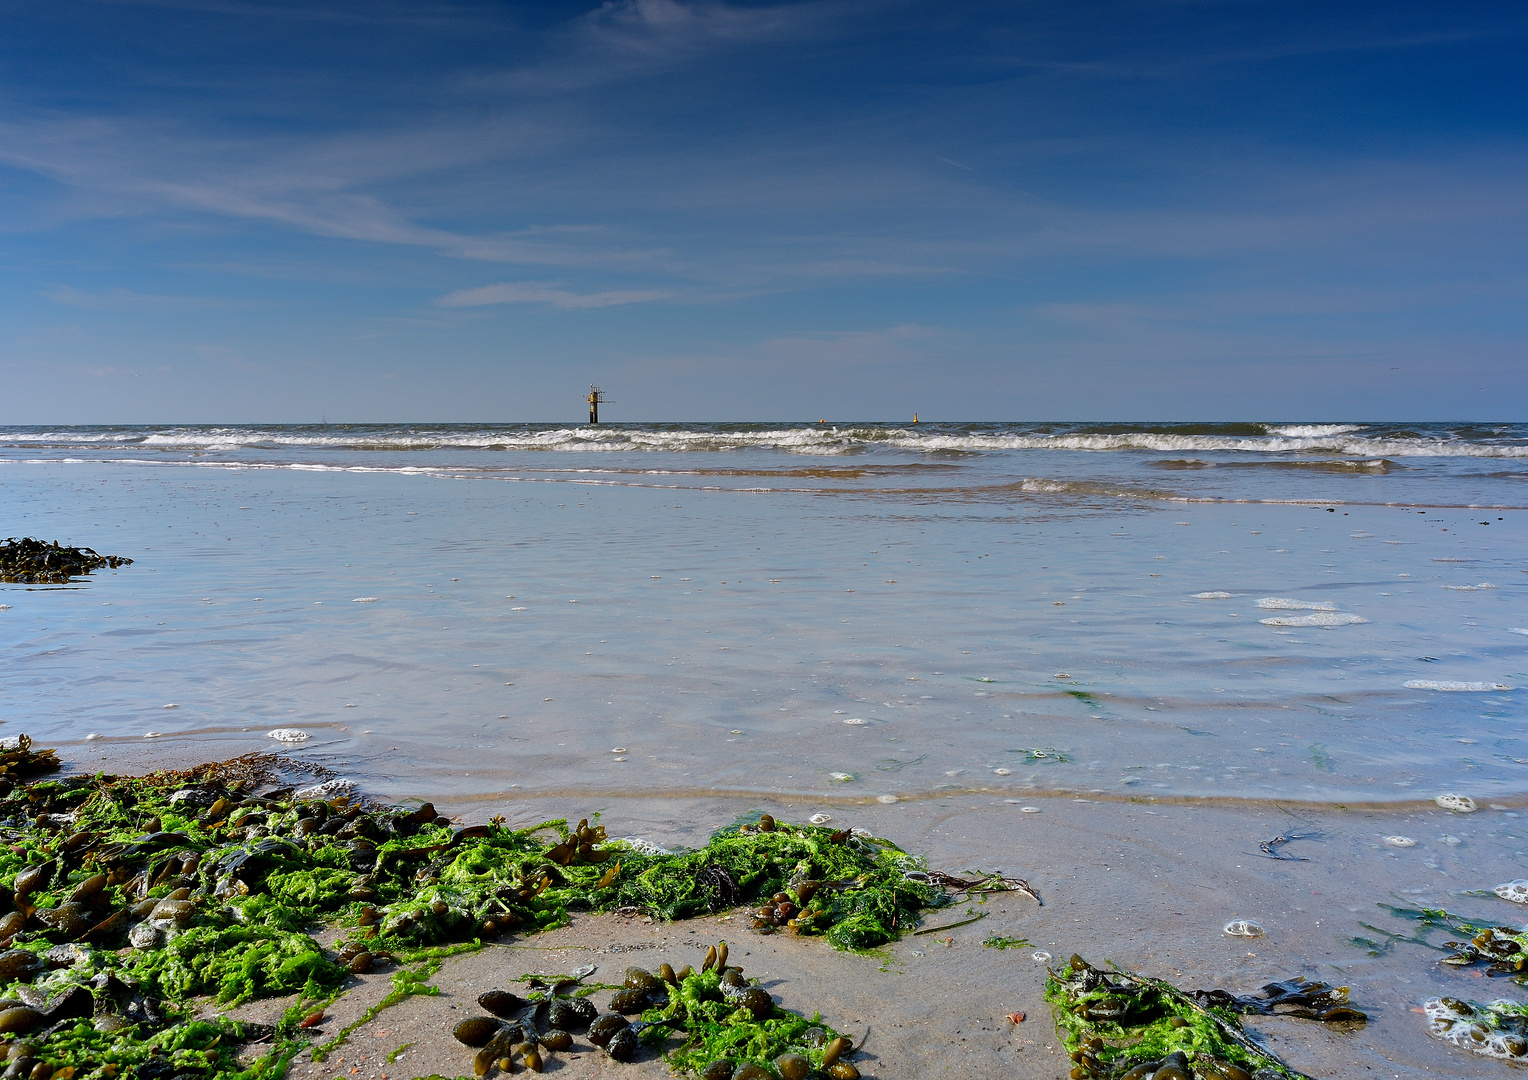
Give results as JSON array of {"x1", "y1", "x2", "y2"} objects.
[{"x1": 119, "y1": 778, "x2": 1517, "y2": 1080}]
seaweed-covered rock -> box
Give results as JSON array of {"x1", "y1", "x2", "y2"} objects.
[{"x1": 0, "y1": 537, "x2": 132, "y2": 584}]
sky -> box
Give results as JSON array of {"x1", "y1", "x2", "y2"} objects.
[{"x1": 1, "y1": 0, "x2": 1525, "y2": 423}]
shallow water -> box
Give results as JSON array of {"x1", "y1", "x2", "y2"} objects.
[{"x1": 0, "y1": 422, "x2": 1524, "y2": 807}]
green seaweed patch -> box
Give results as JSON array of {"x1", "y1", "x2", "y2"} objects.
[
  {"x1": 0, "y1": 738, "x2": 956, "y2": 1080},
  {"x1": 1352, "y1": 905, "x2": 1528, "y2": 977},
  {"x1": 642, "y1": 966, "x2": 850, "y2": 1077},
  {"x1": 982, "y1": 934, "x2": 1031, "y2": 950},
  {"x1": 1045, "y1": 955, "x2": 1311, "y2": 1080}
]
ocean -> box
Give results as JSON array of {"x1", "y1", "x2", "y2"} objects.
[
  {"x1": 0, "y1": 421, "x2": 1522, "y2": 810},
  {"x1": 10, "y1": 420, "x2": 1528, "y2": 1077}
]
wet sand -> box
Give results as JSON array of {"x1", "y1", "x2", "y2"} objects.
[{"x1": 191, "y1": 781, "x2": 1528, "y2": 1080}]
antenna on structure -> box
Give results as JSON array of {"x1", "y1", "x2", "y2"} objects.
[{"x1": 586, "y1": 385, "x2": 612, "y2": 424}]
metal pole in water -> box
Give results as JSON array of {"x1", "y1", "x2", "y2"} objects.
[{"x1": 587, "y1": 385, "x2": 609, "y2": 424}]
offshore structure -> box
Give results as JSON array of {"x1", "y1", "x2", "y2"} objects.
[{"x1": 586, "y1": 385, "x2": 611, "y2": 424}]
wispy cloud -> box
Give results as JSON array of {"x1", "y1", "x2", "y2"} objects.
[
  {"x1": 42, "y1": 285, "x2": 248, "y2": 312},
  {"x1": 437, "y1": 281, "x2": 670, "y2": 309}
]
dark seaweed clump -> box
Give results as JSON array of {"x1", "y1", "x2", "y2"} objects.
[
  {"x1": 0, "y1": 539, "x2": 132, "y2": 585},
  {"x1": 1046, "y1": 955, "x2": 1321, "y2": 1080},
  {"x1": 0, "y1": 737, "x2": 950, "y2": 1079},
  {"x1": 450, "y1": 943, "x2": 862, "y2": 1078}
]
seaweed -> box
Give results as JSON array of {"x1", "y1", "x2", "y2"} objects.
[
  {"x1": 0, "y1": 737, "x2": 957, "y2": 1079},
  {"x1": 982, "y1": 934, "x2": 1030, "y2": 950},
  {"x1": 637, "y1": 947, "x2": 859, "y2": 1079},
  {"x1": 1045, "y1": 954, "x2": 1316, "y2": 1080},
  {"x1": 0, "y1": 538, "x2": 132, "y2": 585},
  {"x1": 1187, "y1": 978, "x2": 1365, "y2": 1023},
  {"x1": 1422, "y1": 996, "x2": 1528, "y2": 1062},
  {"x1": 1354, "y1": 904, "x2": 1528, "y2": 977}
]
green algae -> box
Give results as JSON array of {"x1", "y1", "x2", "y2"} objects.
[
  {"x1": 641, "y1": 965, "x2": 849, "y2": 1077},
  {"x1": 1355, "y1": 904, "x2": 1528, "y2": 977},
  {"x1": 0, "y1": 739, "x2": 950, "y2": 1079},
  {"x1": 1045, "y1": 955, "x2": 1312, "y2": 1080},
  {"x1": 982, "y1": 934, "x2": 1030, "y2": 949},
  {"x1": 310, "y1": 956, "x2": 452, "y2": 1062}
]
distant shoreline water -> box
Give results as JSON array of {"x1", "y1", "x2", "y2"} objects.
[{"x1": 3, "y1": 420, "x2": 1527, "y2": 458}]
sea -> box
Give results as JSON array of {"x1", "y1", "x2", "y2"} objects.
[
  {"x1": 0, "y1": 421, "x2": 1522, "y2": 810},
  {"x1": 8, "y1": 419, "x2": 1528, "y2": 1079}
]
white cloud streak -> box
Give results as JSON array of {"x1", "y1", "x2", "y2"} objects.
[{"x1": 437, "y1": 281, "x2": 670, "y2": 308}]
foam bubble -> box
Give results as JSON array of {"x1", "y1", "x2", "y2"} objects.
[
  {"x1": 1383, "y1": 835, "x2": 1416, "y2": 847},
  {"x1": 830, "y1": 772, "x2": 854, "y2": 782},
  {"x1": 1406, "y1": 681, "x2": 1513, "y2": 692},
  {"x1": 1423, "y1": 997, "x2": 1528, "y2": 1061},
  {"x1": 1436, "y1": 794, "x2": 1479, "y2": 813},
  {"x1": 993, "y1": 767, "x2": 1012, "y2": 776},
  {"x1": 295, "y1": 778, "x2": 357, "y2": 800},
  {"x1": 1260, "y1": 612, "x2": 1367, "y2": 627},
  {"x1": 809, "y1": 813, "x2": 831, "y2": 824},
  {"x1": 352, "y1": 596, "x2": 380, "y2": 603},
  {"x1": 843, "y1": 718, "x2": 868, "y2": 725},
  {"x1": 266, "y1": 728, "x2": 311, "y2": 742},
  {"x1": 876, "y1": 794, "x2": 898, "y2": 804},
  {"x1": 1495, "y1": 879, "x2": 1528, "y2": 904},
  {"x1": 1193, "y1": 591, "x2": 1233, "y2": 599},
  {"x1": 1223, "y1": 920, "x2": 1265, "y2": 937},
  {"x1": 1256, "y1": 597, "x2": 1337, "y2": 611},
  {"x1": 1443, "y1": 583, "x2": 1497, "y2": 591}
]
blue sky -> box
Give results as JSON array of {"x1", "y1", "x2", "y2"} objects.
[{"x1": 1, "y1": 0, "x2": 1524, "y2": 422}]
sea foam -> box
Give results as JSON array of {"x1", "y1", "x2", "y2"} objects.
[
  {"x1": 1405, "y1": 681, "x2": 1513, "y2": 692},
  {"x1": 1260, "y1": 612, "x2": 1367, "y2": 627}
]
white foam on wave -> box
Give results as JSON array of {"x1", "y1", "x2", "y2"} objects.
[
  {"x1": 1266, "y1": 424, "x2": 1365, "y2": 438},
  {"x1": 1510, "y1": 628, "x2": 1528, "y2": 636},
  {"x1": 5, "y1": 423, "x2": 1528, "y2": 458},
  {"x1": 1405, "y1": 680, "x2": 1514, "y2": 692},
  {"x1": 1260, "y1": 612, "x2": 1368, "y2": 627},
  {"x1": 1256, "y1": 597, "x2": 1337, "y2": 611},
  {"x1": 1193, "y1": 591, "x2": 1233, "y2": 599},
  {"x1": 1442, "y1": 583, "x2": 1497, "y2": 591}
]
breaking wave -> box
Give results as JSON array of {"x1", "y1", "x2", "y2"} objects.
[{"x1": 1, "y1": 421, "x2": 1526, "y2": 458}]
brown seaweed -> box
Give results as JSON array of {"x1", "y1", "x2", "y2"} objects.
[{"x1": 0, "y1": 537, "x2": 132, "y2": 584}]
